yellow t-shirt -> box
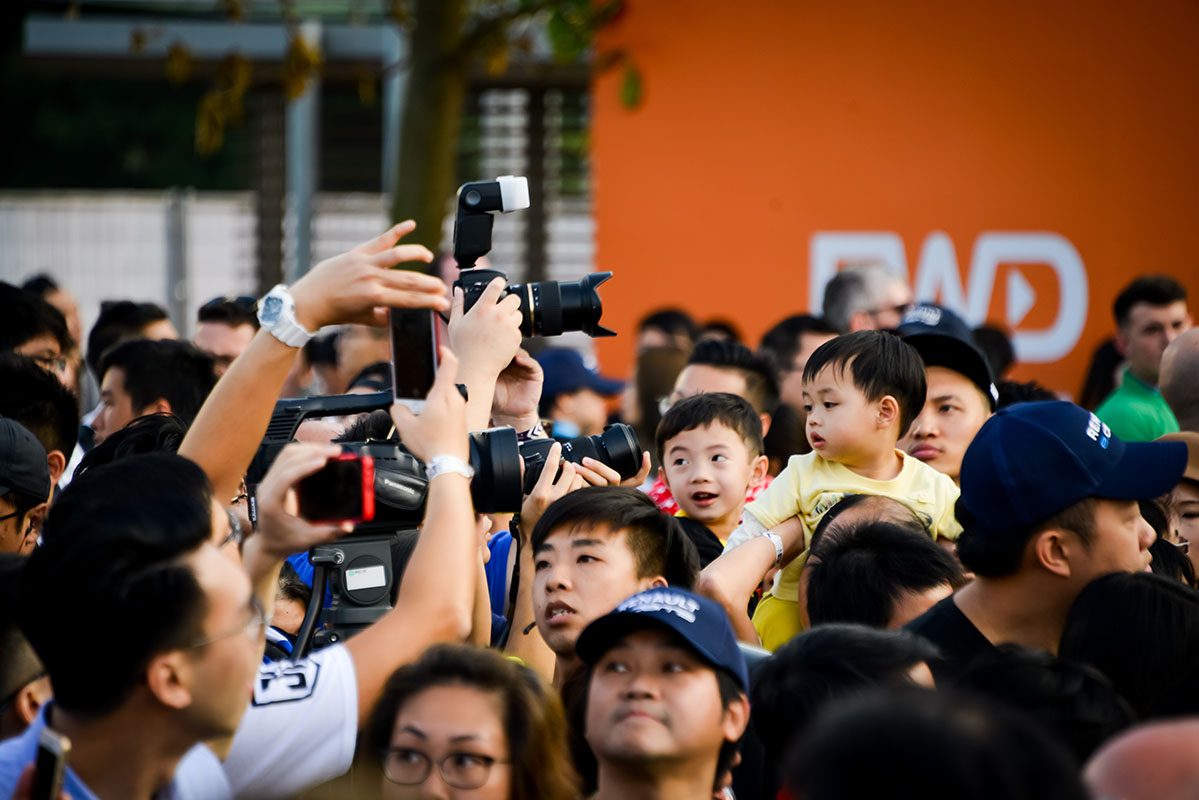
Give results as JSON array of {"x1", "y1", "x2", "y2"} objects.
[{"x1": 742, "y1": 450, "x2": 961, "y2": 649}]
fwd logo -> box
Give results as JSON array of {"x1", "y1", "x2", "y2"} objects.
[{"x1": 810, "y1": 232, "x2": 1088, "y2": 363}]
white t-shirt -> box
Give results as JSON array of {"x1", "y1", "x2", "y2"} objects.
[{"x1": 221, "y1": 643, "x2": 359, "y2": 799}]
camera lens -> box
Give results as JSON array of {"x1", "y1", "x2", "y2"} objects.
[
  {"x1": 519, "y1": 424, "x2": 643, "y2": 494},
  {"x1": 468, "y1": 427, "x2": 523, "y2": 514},
  {"x1": 508, "y1": 272, "x2": 616, "y2": 338}
]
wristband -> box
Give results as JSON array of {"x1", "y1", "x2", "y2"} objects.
[
  {"x1": 426, "y1": 454, "x2": 474, "y2": 481},
  {"x1": 515, "y1": 421, "x2": 548, "y2": 443},
  {"x1": 763, "y1": 531, "x2": 784, "y2": 566}
]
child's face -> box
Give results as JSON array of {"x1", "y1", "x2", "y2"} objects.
[
  {"x1": 662, "y1": 423, "x2": 764, "y2": 531},
  {"x1": 803, "y1": 363, "x2": 886, "y2": 463}
]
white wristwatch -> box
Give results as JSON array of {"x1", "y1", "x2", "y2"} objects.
[
  {"x1": 257, "y1": 285, "x2": 315, "y2": 348},
  {"x1": 426, "y1": 455, "x2": 474, "y2": 481}
]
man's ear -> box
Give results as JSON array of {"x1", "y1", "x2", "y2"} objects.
[
  {"x1": 145, "y1": 651, "x2": 193, "y2": 711},
  {"x1": 1114, "y1": 327, "x2": 1129, "y2": 358},
  {"x1": 12, "y1": 676, "x2": 52, "y2": 727},
  {"x1": 639, "y1": 575, "x2": 669, "y2": 592},
  {"x1": 46, "y1": 451, "x2": 67, "y2": 486},
  {"x1": 848, "y1": 311, "x2": 872, "y2": 333},
  {"x1": 877, "y1": 395, "x2": 900, "y2": 430},
  {"x1": 721, "y1": 692, "x2": 751, "y2": 742},
  {"x1": 145, "y1": 398, "x2": 172, "y2": 417},
  {"x1": 748, "y1": 454, "x2": 769, "y2": 489},
  {"x1": 1031, "y1": 528, "x2": 1073, "y2": 579}
]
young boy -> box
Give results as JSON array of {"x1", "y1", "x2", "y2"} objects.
[
  {"x1": 730, "y1": 330, "x2": 962, "y2": 649},
  {"x1": 657, "y1": 393, "x2": 770, "y2": 567}
]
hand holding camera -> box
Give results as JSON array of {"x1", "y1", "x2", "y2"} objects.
[
  {"x1": 242, "y1": 442, "x2": 356, "y2": 582},
  {"x1": 290, "y1": 220, "x2": 447, "y2": 331},
  {"x1": 520, "y1": 442, "x2": 586, "y2": 538},
  {"x1": 491, "y1": 349, "x2": 544, "y2": 432}
]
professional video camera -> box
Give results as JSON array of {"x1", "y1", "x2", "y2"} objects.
[
  {"x1": 452, "y1": 175, "x2": 615, "y2": 338},
  {"x1": 246, "y1": 391, "x2": 524, "y2": 657}
]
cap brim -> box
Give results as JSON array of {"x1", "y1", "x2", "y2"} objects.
[
  {"x1": 1093, "y1": 440, "x2": 1188, "y2": 500},
  {"x1": 576, "y1": 611, "x2": 748, "y2": 691},
  {"x1": 902, "y1": 332, "x2": 997, "y2": 410},
  {"x1": 585, "y1": 375, "x2": 625, "y2": 397}
]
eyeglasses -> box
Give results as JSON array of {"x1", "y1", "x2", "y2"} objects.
[
  {"x1": 186, "y1": 595, "x2": 268, "y2": 649},
  {"x1": 29, "y1": 354, "x2": 69, "y2": 374},
  {"x1": 380, "y1": 748, "x2": 509, "y2": 790}
]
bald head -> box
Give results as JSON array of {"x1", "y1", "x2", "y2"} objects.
[
  {"x1": 1160, "y1": 328, "x2": 1199, "y2": 431},
  {"x1": 1085, "y1": 720, "x2": 1199, "y2": 800}
]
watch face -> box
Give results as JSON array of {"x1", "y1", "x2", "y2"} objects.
[{"x1": 261, "y1": 296, "x2": 282, "y2": 324}]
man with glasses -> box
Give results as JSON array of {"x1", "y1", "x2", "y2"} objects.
[
  {"x1": 195, "y1": 296, "x2": 260, "y2": 377},
  {"x1": 0, "y1": 454, "x2": 257, "y2": 798},
  {"x1": 821, "y1": 263, "x2": 914, "y2": 334},
  {"x1": 0, "y1": 283, "x2": 74, "y2": 390},
  {"x1": 0, "y1": 420, "x2": 51, "y2": 556}
]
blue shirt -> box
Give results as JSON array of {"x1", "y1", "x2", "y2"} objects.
[{"x1": 0, "y1": 705, "x2": 230, "y2": 800}]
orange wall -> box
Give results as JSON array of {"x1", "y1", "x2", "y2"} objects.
[{"x1": 588, "y1": 0, "x2": 1199, "y2": 397}]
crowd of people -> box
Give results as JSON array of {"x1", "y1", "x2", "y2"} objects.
[{"x1": 1, "y1": 229, "x2": 1198, "y2": 799}]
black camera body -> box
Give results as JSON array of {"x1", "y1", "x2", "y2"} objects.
[
  {"x1": 519, "y1": 424, "x2": 642, "y2": 494},
  {"x1": 452, "y1": 176, "x2": 615, "y2": 338}
]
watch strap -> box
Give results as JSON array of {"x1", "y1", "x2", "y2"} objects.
[
  {"x1": 764, "y1": 531, "x2": 784, "y2": 566},
  {"x1": 259, "y1": 285, "x2": 315, "y2": 348}
]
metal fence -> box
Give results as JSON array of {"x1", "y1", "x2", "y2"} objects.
[{"x1": 0, "y1": 188, "x2": 594, "y2": 340}]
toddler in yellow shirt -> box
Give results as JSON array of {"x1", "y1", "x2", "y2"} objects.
[{"x1": 727, "y1": 330, "x2": 962, "y2": 649}]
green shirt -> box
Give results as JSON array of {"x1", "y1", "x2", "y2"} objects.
[{"x1": 1095, "y1": 368, "x2": 1180, "y2": 442}]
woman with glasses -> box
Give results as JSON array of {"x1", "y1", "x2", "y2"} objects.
[{"x1": 367, "y1": 644, "x2": 578, "y2": 800}]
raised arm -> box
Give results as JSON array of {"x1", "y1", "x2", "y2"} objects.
[
  {"x1": 179, "y1": 221, "x2": 445, "y2": 502},
  {"x1": 696, "y1": 515, "x2": 807, "y2": 644},
  {"x1": 343, "y1": 348, "x2": 477, "y2": 721}
]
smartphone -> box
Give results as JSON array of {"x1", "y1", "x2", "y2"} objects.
[
  {"x1": 33, "y1": 728, "x2": 70, "y2": 800},
  {"x1": 296, "y1": 454, "x2": 376, "y2": 525},
  {"x1": 390, "y1": 308, "x2": 439, "y2": 413}
]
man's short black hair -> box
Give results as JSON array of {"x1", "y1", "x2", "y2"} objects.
[
  {"x1": 806, "y1": 520, "x2": 965, "y2": 629},
  {"x1": 197, "y1": 296, "x2": 260, "y2": 330},
  {"x1": 20, "y1": 455, "x2": 213, "y2": 716},
  {"x1": 972, "y1": 324, "x2": 1015, "y2": 379},
  {"x1": 99, "y1": 339, "x2": 216, "y2": 426},
  {"x1": 86, "y1": 300, "x2": 170, "y2": 379},
  {"x1": 751, "y1": 625, "x2": 939, "y2": 766},
  {"x1": 1113, "y1": 275, "x2": 1188, "y2": 327},
  {"x1": 638, "y1": 308, "x2": 697, "y2": 341},
  {"x1": 530, "y1": 486, "x2": 699, "y2": 590},
  {"x1": 656, "y1": 392, "x2": 764, "y2": 466},
  {"x1": 687, "y1": 339, "x2": 780, "y2": 415},
  {"x1": 995, "y1": 379, "x2": 1057, "y2": 409},
  {"x1": 758, "y1": 314, "x2": 838, "y2": 376},
  {"x1": 802, "y1": 330, "x2": 926, "y2": 437},
  {"x1": 73, "y1": 413, "x2": 187, "y2": 480},
  {"x1": 0, "y1": 354, "x2": 80, "y2": 456},
  {"x1": 0, "y1": 283, "x2": 72, "y2": 354},
  {"x1": 20, "y1": 274, "x2": 60, "y2": 298},
  {"x1": 955, "y1": 496, "x2": 1096, "y2": 578}
]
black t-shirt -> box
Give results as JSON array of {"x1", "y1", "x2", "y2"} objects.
[
  {"x1": 904, "y1": 595, "x2": 996, "y2": 682},
  {"x1": 674, "y1": 516, "x2": 725, "y2": 568}
]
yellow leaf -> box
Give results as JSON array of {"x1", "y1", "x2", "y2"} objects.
[{"x1": 165, "y1": 42, "x2": 193, "y2": 86}]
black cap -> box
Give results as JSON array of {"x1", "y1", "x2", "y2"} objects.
[
  {"x1": 0, "y1": 419, "x2": 51, "y2": 504},
  {"x1": 897, "y1": 304, "x2": 998, "y2": 410}
]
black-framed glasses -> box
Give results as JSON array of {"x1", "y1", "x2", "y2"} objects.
[
  {"x1": 0, "y1": 510, "x2": 21, "y2": 524},
  {"x1": 186, "y1": 595, "x2": 268, "y2": 649},
  {"x1": 868, "y1": 301, "x2": 914, "y2": 320},
  {"x1": 380, "y1": 747, "x2": 509, "y2": 789}
]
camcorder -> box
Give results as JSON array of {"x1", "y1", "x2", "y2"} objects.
[
  {"x1": 452, "y1": 175, "x2": 616, "y2": 338},
  {"x1": 245, "y1": 390, "x2": 643, "y2": 657}
]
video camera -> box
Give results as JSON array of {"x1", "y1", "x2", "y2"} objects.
[
  {"x1": 452, "y1": 175, "x2": 615, "y2": 338},
  {"x1": 246, "y1": 390, "x2": 644, "y2": 657}
]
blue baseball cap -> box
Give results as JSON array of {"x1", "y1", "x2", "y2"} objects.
[
  {"x1": 897, "y1": 303, "x2": 998, "y2": 410},
  {"x1": 575, "y1": 587, "x2": 749, "y2": 691},
  {"x1": 536, "y1": 348, "x2": 623, "y2": 404},
  {"x1": 959, "y1": 401, "x2": 1188, "y2": 538}
]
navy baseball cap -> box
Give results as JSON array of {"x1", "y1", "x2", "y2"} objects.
[
  {"x1": 536, "y1": 348, "x2": 623, "y2": 403},
  {"x1": 0, "y1": 418, "x2": 51, "y2": 504},
  {"x1": 897, "y1": 304, "x2": 998, "y2": 410},
  {"x1": 575, "y1": 587, "x2": 749, "y2": 691},
  {"x1": 959, "y1": 401, "x2": 1188, "y2": 538}
]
